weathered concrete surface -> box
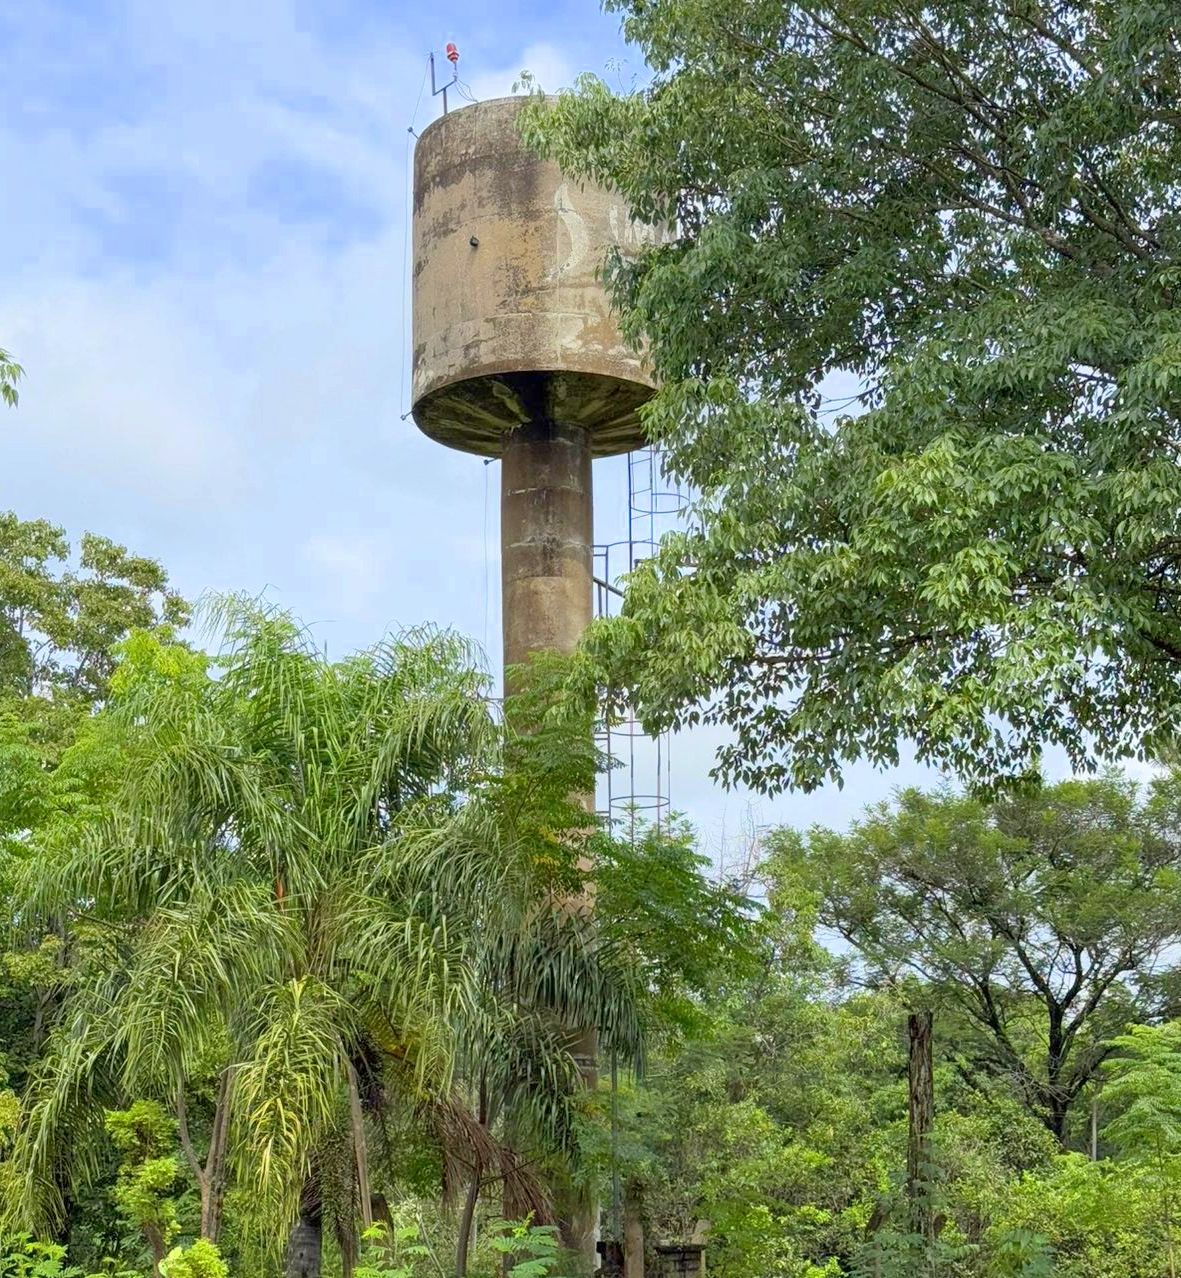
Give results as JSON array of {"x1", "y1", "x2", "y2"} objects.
[
  {"x1": 411, "y1": 96, "x2": 656, "y2": 457},
  {"x1": 502, "y1": 418, "x2": 598, "y2": 1267},
  {"x1": 501, "y1": 418, "x2": 593, "y2": 677}
]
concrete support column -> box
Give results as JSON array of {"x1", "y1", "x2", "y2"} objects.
[
  {"x1": 501, "y1": 417, "x2": 597, "y2": 1268},
  {"x1": 501, "y1": 418, "x2": 593, "y2": 678}
]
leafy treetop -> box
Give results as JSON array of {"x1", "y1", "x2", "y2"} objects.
[
  {"x1": 522, "y1": 0, "x2": 1181, "y2": 790},
  {"x1": 765, "y1": 773, "x2": 1181, "y2": 1142},
  {"x1": 0, "y1": 512, "x2": 188, "y2": 714}
]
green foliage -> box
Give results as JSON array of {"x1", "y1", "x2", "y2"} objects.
[
  {"x1": 484, "y1": 1219, "x2": 567, "y2": 1278},
  {"x1": 0, "y1": 516, "x2": 189, "y2": 1273},
  {"x1": 103, "y1": 1102, "x2": 182, "y2": 1261},
  {"x1": 989, "y1": 1230, "x2": 1054, "y2": 1278},
  {"x1": 0, "y1": 1235, "x2": 137, "y2": 1278},
  {"x1": 0, "y1": 348, "x2": 21, "y2": 408},
  {"x1": 523, "y1": 0, "x2": 1181, "y2": 791},
  {"x1": 765, "y1": 775, "x2": 1181, "y2": 1140},
  {"x1": 1103, "y1": 1023, "x2": 1181, "y2": 1158},
  {"x1": 10, "y1": 602, "x2": 496, "y2": 1251},
  {"x1": 0, "y1": 1236, "x2": 79, "y2": 1278},
  {"x1": 156, "y1": 1240, "x2": 227, "y2": 1278},
  {"x1": 0, "y1": 513, "x2": 188, "y2": 710},
  {"x1": 986, "y1": 1154, "x2": 1166, "y2": 1278},
  {"x1": 586, "y1": 965, "x2": 905, "y2": 1278},
  {"x1": 592, "y1": 819, "x2": 759, "y2": 1037},
  {"x1": 1101, "y1": 1023, "x2": 1181, "y2": 1275},
  {"x1": 354, "y1": 1219, "x2": 431, "y2": 1278},
  {"x1": 8, "y1": 602, "x2": 650, "y2": 1271}
]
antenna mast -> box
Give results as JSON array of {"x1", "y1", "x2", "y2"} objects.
[{"x1": 429, "y1": 42, "x2": 460, "y2": 115}]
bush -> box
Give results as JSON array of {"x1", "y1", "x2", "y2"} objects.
[{"x1": 157, "y1": 1240, "x2": 228, "y2": 1278}]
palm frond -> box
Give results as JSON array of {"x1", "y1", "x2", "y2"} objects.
[{"x1": 230, "y1": 976, "x2": 352, "y2": 1248}]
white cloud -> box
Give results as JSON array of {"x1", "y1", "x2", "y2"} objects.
[
  {"x1": 0, "y1": 279, "x2": 245, "y2": 506},
  {"x1": 464, "y1": 41, "x2": 575, "y2": 101}
]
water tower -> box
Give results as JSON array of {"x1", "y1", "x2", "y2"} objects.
[{"x1": 410, "y1": 95, "x2": 655, "y2": 686}]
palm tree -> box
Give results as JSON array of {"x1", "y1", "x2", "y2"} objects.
[
  {"x1": 14, "y1": 601, "x2": 648, "y2": 1276},
  {"x1": 12, "y1": 600, "x2": 496, "y2": 1273}
]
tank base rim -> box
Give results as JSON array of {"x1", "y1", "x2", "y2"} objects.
[{"x1": 410, "y1": 368, "x2": 652, "y2": 458}]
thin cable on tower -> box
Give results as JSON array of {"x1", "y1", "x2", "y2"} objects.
[{"x1": 399, "y1": 57, "x2": 432, "y2": 422}]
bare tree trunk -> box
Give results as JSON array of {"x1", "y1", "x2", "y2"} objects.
[
  {"x1": 907, "y1": 1011, "x2": 936, "y2": 1252},
  {"x1": 286, "y1": 1185, "x2": 323, "y2": 1278},
  {"x1": 347, "y1": 1064, "x2": 373, "y2": 1232},
  {"x1": 457, "y1": 1077, "x2": 492, "y2": 1278},
  {"x1": 176, "y1": 1069, "x2": 235, "y2": 1244},
  {"x1": 623, "y1": 1184, "x2": 645, "y2": 1278},
  {"x1": 204, "y1": 1069, "x2": 233, "y2": 1241},
  {"x1": 372, "y1": 1194, "x2": 398, "y2": 1265},
  {"x1": 143, "y1": 1223, "x2": 167, "y2": 1278},
  {"x1": 456, "y1": 1167, "x2": 481, "y2": 1278}
]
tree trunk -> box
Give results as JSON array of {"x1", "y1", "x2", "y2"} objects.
[
  {"x1": 456, "y1": 1164, "x2": 481, "y2": 1278},
  {"x1": 1047, "y1": 1094, "x2": 1069, "y2": 1148},
  {"x1": 286, "y1": 1197, "x2": 324, "y2": 1278},
  {"x1": 143, "y1": 1223, "x2": 167, "y2": 1278},
  {"x1": 558, "y1": 1027, "x2": 599, "y2": 1270},
  {"x1": 623, "y1": 1185, "x2": 645, "y2": 1278},
  {"x1": 203, "y1": 1069, "x2": 233, "y2": 1241},
  {"x1": 906, "y1": 1011, "x2": 936, "y2": 1250},
  {"x1": 176, "y1": 1069, "x2": 234, "y2": 1244},
  {"x1": 457, "y1": 1079, "x2": 493, "y2": 1278}
]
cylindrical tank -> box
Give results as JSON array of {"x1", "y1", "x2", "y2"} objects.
[{"x1": 410, "y1": 95, "x2": 655, "y2": 458}]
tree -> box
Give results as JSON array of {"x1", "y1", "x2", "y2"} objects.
[
  {"x1": 0, "y1": 513, "x2": 187, "y2": 1099},
  {"x1": 10, "y1": 603, "x2": 643, "y2": 1277},
  {"x1": 1102, "y1": 1023, "x2": 1181, "y2": 1278},
  {"x1": 522, "y1": 2, "x2": 1181, "y2": 791},
  {"x1": 417, "y1": 687, "x2": 649, "y2": 1278},
  {"x1": 0, "y1": 514, "x2": 187, "y2": 1275},
  {"x1": 10, "y1": 604, "x2": 494, "y2": 1273},
  {"x1": 765, "y1": 774, "x2": 1181, "y2": 1143},
  {"x1": 104, "y1": 1102, "x2": 183, "y2": 1276},
  {"x1": 0, "y1": 513, "x2": 188, "y2": 713}
]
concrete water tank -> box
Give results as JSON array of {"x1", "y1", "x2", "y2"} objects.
[{"x1": 410, "y1": 95, "x2": 655, "y2": 459}]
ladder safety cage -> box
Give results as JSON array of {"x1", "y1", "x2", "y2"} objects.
[{"x1": 594, "y1": 447, "x2": 688, "y2": 842}]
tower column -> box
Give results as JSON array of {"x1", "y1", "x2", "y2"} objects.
[
  {"x1": 501, "y1": 419, "x2": 593, "y2": 678},
  {"x1": 502, "y1": 417, "x2": 598, "y2": 1266}
]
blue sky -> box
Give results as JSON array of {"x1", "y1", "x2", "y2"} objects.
[{"x1": 1, "y1": 0, "x2": 1126, "y2": 859}]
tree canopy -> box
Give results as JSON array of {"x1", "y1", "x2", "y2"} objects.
[
  {"x1": 523, "y1": 0, "x2": 1181, "y2": 790},
  {"x1": 765, "y1": 774, "x2": 1181, "y2": 1143},
  {"x1": 0, "y1": 513, "x2": 188, "y2": 711}
]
